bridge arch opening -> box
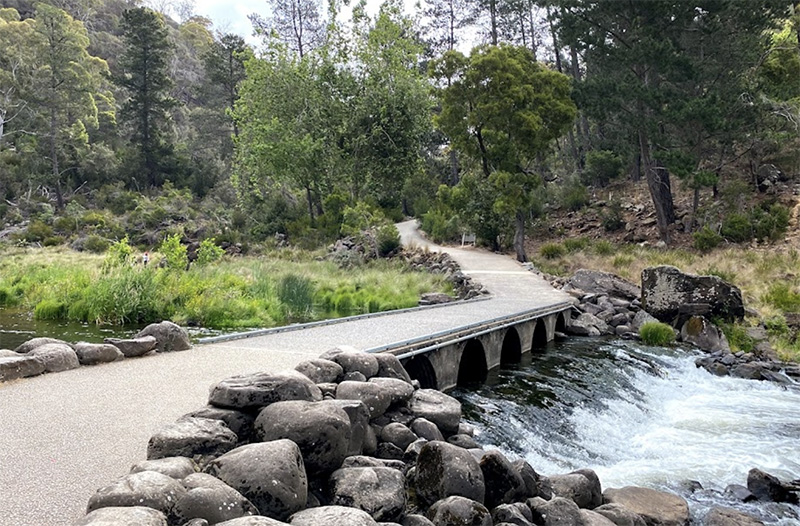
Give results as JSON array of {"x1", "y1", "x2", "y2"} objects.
[
  {"x1": 500, "y1": 327, "x2": 522, "y2": 364},
  {"x1": 531, "y1": 321, "x2": 548, "y2": 351},
  {"x1": 556, "y1": 312, "x2": 568, "y2": 334},
  {"x1": 402, "y1": 355, "x2": 438, "y2": 389},
  {"x1": 457, "y1": 339, "x2": 488, "y2": 387}
]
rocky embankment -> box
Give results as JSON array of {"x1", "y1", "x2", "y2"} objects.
[
  {"x1": 0, "y1": 321, "x2": 192, "y2": 383},
  {"x1": 551, "y1": 265, "x2": 800, "y2": 385},
  {"x1": 74, "y1": 347, "x2": 798, "y2": 526}
]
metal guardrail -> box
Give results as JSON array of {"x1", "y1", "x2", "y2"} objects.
[{"x1": 365, "y1": 301, "x2": 573, "y2": 359}]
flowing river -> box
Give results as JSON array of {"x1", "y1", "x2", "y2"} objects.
[{"x1": 453, "y1": 338, "x2": 800, "y2": 525}]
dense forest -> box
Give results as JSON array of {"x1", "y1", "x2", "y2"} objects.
[{"x1": 1, "y1": 0, "x2": 800, "y2": 261}]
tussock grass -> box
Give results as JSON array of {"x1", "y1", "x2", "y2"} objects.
[
  {"x1": 639, "y1": 321, "x2": 676, "y2": 346},
  {"x1": 0, "y1": 246, "x2": 451, "y2": 329}
]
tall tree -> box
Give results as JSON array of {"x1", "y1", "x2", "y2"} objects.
[
  {"x1": 115, "y1": 7, "x2": 177, "y2": 187},
  {"x1": 203, "y1": 33, "x2": 250, "y2": 138},
  {"x1": 249, "y1": 0, "x2": 325, "y2": 58},
  {"x1": 432, "y1": 44, "x2": 576, "y2": 261}
]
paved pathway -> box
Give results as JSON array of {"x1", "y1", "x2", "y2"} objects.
[{"x1": 0, "y1": 221, "x2": 571, "y2": 526}]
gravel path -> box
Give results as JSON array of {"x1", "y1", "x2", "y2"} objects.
[{"x1": 0, "y1": 221, "x2": 571, "y2": 526}]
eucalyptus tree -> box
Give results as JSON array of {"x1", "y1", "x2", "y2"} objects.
[{"x1": 249, "y1": 0, "x2": 325, "y2": 58}]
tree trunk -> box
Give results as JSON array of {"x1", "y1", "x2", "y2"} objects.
[
  {"x1": 50, "y1": 107, "x2": 64, "y2": 210},
  {"x1": 690, "y1": 185, "x2": 700, "y2": 232},
  {"x1": 513, "y1": 210, "x2": 526, "y2": 262},
  {"x1": 305, "y1": 185, "x2": 315, "y2": 225},
  {"x1": 489, "y1": 0, "x2": 498, "y2": 45},
  {"x1": 476, "y1": 128, "x2": 491, "y2": 177},
  {"x1": 638, "y1": 127, "x2": 675, "y2": 242},
  {"x1": 448, "y1": 149, "x2": 459, "y2": 185}
]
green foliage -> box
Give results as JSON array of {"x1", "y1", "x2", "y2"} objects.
[
  {"x1": 83, "y1": 235, "x2": 110, "y2": 253},
  {"x1": 601, "y1": 200, "x2": 625, "y2": 232},
  {"x1": 717, "y1": 322, "x2": 755, "y2": 353},
  {"x1": 720, "y1": 204, "x2": 790, "y2": 244},
  {"x1": 104, "y1": 237, "x2": 133, "y2": 268},
  {"x1": 24, "y1": 221, "x2": 54, "y2": 242},
  {"x1": 160, "y1": 234, "x2": 188, "y2": 271},
  {"x1": 421, "y1": 208, "x2": 461, "y2": 243},
  {"x1": 720, "y1": 213, "x2": 752, "y2": 243},
  {"x1": 376, "y1": 224, "x2": 401, "y2": 256},
  {"x1": 693, "y1": 226, "x2": 723, "y2": 252},
  {"x1": 762, "y1": 282, "x2": 800, "y2": 312},
  {"x1": 701, "y1": 266, "x2": 737, "y2": 283},
  {"x1": 639, "y1": 321, "x2": 676, "y2": 346},
  {"x1": 277, "y1": 274, "x2": 314, "y2": 321},
  {"x1": 563, "y1": 237, "x2": 591, "y2": 253},
  {"x1": 612, "y1": 254, "x2": 634, "y2": 269},
  {"x1": 196, "y1": 238, "x2": 225, "y2": 265},
  {"x1": 540, "y1": 242, "x2": 566, "y2": 259},
  {"x1": 764, "y1": 314, "x2": 789, "y2": 337},
  {"x1": 560, "y1": 179, "x2": 590, "y2": 211},
  {"x1": 593, "y1": 240, "x2": 615, "y2": 256},
  {"x1": 583, "y1": 150, "x2": 623, "y2": 187},
  {"x1": 33, "y1": 299, "x2": 68, "y2": 320}
]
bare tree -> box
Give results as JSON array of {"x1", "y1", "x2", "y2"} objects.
[{"x1": 249, "y1": 0, "x2": 325, "y2": 57}]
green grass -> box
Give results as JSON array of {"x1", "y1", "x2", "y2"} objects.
[
  {"x1": 639, "y1": 321, "x2": 676, "y2": 346},
  {"x1": 540, "y1": 242, "x2": 566, "y2": 260},
  {"x1": 0, "y1": 246, "x2": 451, "y2": 329}
]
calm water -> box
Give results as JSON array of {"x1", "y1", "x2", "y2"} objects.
[{"x1": 453, "y1": 339, "x2": 800, "y2": 525}]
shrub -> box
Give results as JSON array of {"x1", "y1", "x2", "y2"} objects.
[
  {"x1": 81, "y1": 211, "x2": 107, "y2": 228},
  {"x1": 560, "y1": 180, "x2": 590, "y2": 211},
  {"x1": 53, "y1": 216, "x2": 78, "y2": 234},
  {"x1": 563, "y1": 237, "x2": 591, "y2": 253},
  {"x1": 160, "y1": 234, "x2": 188, "y2": 271},
  {"x1": 104, "y1": 237, "x2": 134, "y2": 268},
  {"x1": 693, "y1": 226, "x2": 722, "y2": 252},
  {"x1": 43, "y1": 236, "x2": 64, "y2": 247},
  {"x1": 197, "y1": 238, "x2": 225, "y2": 265},
  {"x1": 762, "y1": 282, "x2": 800, "y2": 312},
  {"x1": 376, "y1": 224, "x2": 401, "y2": 256},
  {"x1": 601, "y1": 201, "x2": 625, "y2": 232},
  {"x1": 84, "y1": 235, "x2": 110, "y2": 253},
  {"x1": 764, "y1": 315, "x2": 789, "y2": 338},
  {"x1": 583, "y1": 150, "x2": 623, "y2": 187},
  {"x1": 421, "y1": 209, "x2": 460, "y2": 243},
  {"x1": 24, "y1": 221, "x2": 53, "y2": 243},
  {"x1": 277, "y1": 274, "x2": 315, "y2": 320},
  {"x1": 720, "y1": 213, "x2": 751, "y2": 243},
  {"x1": 593, "y1": 240, "x2": 615, "y2": 256},
  {"x1": 540, "y1": 242, "x2": 566, "y2": 259},
  {"x1": 751, "y1": 203, "x2": 789, "y2": 242},
  {"x1": 34, "y1": 300, "x2": 68, "y2": 320},
  {"x1": 0, "y1": 286, "x2": 17, "y2": 306},
  {"x1": 718, "y1": 322, "x2": 755, "y2": 353},
  {"x1": 639, "y1": 321, "x2": 676, "y2": 346},
  {"x1": 701, "y1": 266, "x2": 736, "y2": 283}
]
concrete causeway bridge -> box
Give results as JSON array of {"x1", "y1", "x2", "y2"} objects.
[{"x1": 0, "y1": 220, "x2": 573, "y2": 525}]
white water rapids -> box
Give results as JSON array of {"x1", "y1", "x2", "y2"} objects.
[{"x1": 455, "y1": 340, "x2": 800, "y2": 524}]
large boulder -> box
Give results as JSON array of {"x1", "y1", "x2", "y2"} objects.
[
  {"x1": 492, "y1": 503, "x2": 534, "y2": 526},
  {"x1": 0, "y1": 354, "x2": 45, "y2": 382},
  {"x1": 86, "y1": 471, "x2": 187, "y2": 516},
  {"x1": 381, "y1": 422, "x2": 418, "y2": 451},
  {"x1": 329, "y1": 466, "x2": 406, "y2": 521},
  {"x1": 147, "y1": 417, "x2": 238, "y2": 464},
  {"x1": 185, "y1": 406, "x2": 256, "y2": 443},
  {"x1": 427, "y1": 496, "x2": 491, "y2": 526},
  {"x1": 13, "y1": 337, "x2": 72, "y2": 354},
  {"x1": 369, "y1": 377, "x2": 415, "y2": 405},
  {"x1": 581, "y1": 510, "x2": 618, "y2": 526},
  {"x1": 205, "y1": 441, "x2": 308, "y2": 521},
  {"x1": 173, "y1": 473, "x2": 259, "y2": 525},
  {"x1": 135, "y1": 321, "x2": 192, "y2": 352},
  {"x1": 216, "y1": 518, "x2": 291, "y2": 526},
  {"x1": 289, "y1": 506, "x2": 378, "y2": 526},
  {"x1": 374, "y1": 353, "x2": 413, "y2": 383},
  {"x1": 104, "y1": 336, "x2": 158, "y2": 358},
  {"x1": 746, "y1": 468, "x2": 799, "y2": 504},
  {"x1": 320, "y1": 349, "x2": 380, "y2": 379},
  {"x1": 680, "y1": 317, "x2": 729, "y2": 353},
  {"x1": 479, "y1": 450, "x2": 526, "y2": 508},
  {"x1": 528, "y1": 496, "x2": 585, "y2": 526},
  {"x1": 336, "y1": 381, "x2": 394, "y2": 419},
  {"x1": 74, "y1": 342, "x2": 124, "y2": 365},
  {"x1": 549, "y1": 469, "x2": 602, "y2": 509},
  {"x1": 294, "y1": 359, "x2": 343, "y2": 384},
  {"x1": 512, "y1": 460, "x2": 550, "y2": 500},
  {"x1": 209, "y1": 370, "x2": 322, "y2": 410},
  {"x1": 593, "y1": 503, "x2": 647, "y2": 526},
  {"x1": 255, "y1": 400, "x2": 351, "y2": 474},
  {"x1": 75, "y1": 507, "x2": 168, "y2": 526},
  {"x1": 411, "y1": 418, "x2": 445, "y2": 442},
  {"x1": 569, "y1": 270, "x2": 641, "y2": 301},
  {"x1": 130, "y1": 457, "x2": 198, "y2": 479},
  {"x1": 28, "y1": 342, "x2": 80, "y2": 372},
  {"x1": 409, "y1": 389, "x2": 462, "y2": 435},
  {"x1": 414, "y1": 441, "x2": 485, "y2": 507},
  {"x1": 641, "y1": 266, "x2": 744, "y2": 324},
  {"x1": 703, "y1": 507, "x2": 764, "y2": 526},
  {"x1": 603, "y1": 487, "x2": 689, "y2": 526},
  {"x1": 566, "y1": 313, "x2": 610, "y2": 337},
  {"x1": 325, "y1": 399, "x2": 371, "y2": 456}
]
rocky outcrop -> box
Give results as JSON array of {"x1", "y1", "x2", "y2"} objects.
[
  {"x1": 568, "y1": 270, "x2": 641, "y2": 301},
  {"x1": 704, "y1": 507, "x2": 764, "y2": 526},
  {"x1": 135, "y1": 321, "x2": 192, "y2": 353},
  {"x1": 680, "y1": 317, "x2": 729, "y2": 353},
  {"x1": 414, "y1": 441, "x2": 485, "y2": 507},
  {"x1": 641, "y1": 266, "x2": 744, "y2": 324},
  {"x1": 603, "y1": 486, "x2": 689, "y2": 526},
  {"x1": 746, "y1": 468, "x2": 799, "y2": 504}
]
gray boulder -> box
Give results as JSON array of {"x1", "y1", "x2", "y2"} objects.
[
  {"x1": 336, "y1": 381, "x2": 393, "y2": 419},
  {"x1": 567, "y1": 313, "x2": 611, "y2": 337},
  {"x1": 448, "y1": 434, "x2": 479, "y2": 449},
  {"x1": 74, "y1": 342, "x2": 124, "y2": 365},
  {"x1": 528, "y1": 496, "x2": 584, "y2": 526},
  {"x1": 549, "y1": 469, "x2": 602, "y2": 509},
  {"x1": 641, "y1": 266, "x2": 744, "y2": 323},
  {"x1": 325, "y1": 399, "x2": 371, "y2": 456},
  {"x1": 479, "y1": 449, "x2": 525, "y2": 508},
  {"x1": 0, "y1": 354, "x2": 45, "y2": 382},
  {"x1": 593, "y1": 503, "x2": 646, "y2": 526},
  {"x1": 746, "y1": 468, "x2": 799, "y2": 503},
  {"x1": 401, "y1": 515, "x2": 435, "y2": 526},
  {"x1": 370, "y1": 377, "x2": 415, "y2": 405},
  {"x1": 381, "y1": 423, "x2": 418, "y2": 451},
  {"x1": 290, "y1": 506, "x2": 378, "y2": 526},
  {"x1": 581, "y1": 510, "x2": 617, "y2": 526},
  {"x1": 295, "y1": 359, "x2": 343, "y2": 384},
  {"x1": 209, "y1": 370, "x2": 323, "y2": 410},
  {"x1": 415, "y1": 441, "x2": 485, "y2": 507},
  {"x1": 680, "y1": 317, "x2": 729, "y2": 353},
  {"x1": 86, "y1": 471, "x2": 187, "y2": 516},
  {"x1": 185, "y1": 406, "x2": 256, "y2": 443},
  {"x1": 603, "y1": 486, "x2": 689, "y2": 526},
  {"x1": 492, "y1": 503, "x2": 533, "y2": 526},
  {"x1": 173, "y1": 473, "x2": 258, "y2": 525},
  {"x1": 13, "y1": 337, "x2": 72, "y2": 354},
  {"x1": 216, "y1": 518, "x2": 291, "y2": 526},
  {"x1": 375, "y1": 353, "x2": 413, "y2": 383},
  {"x1": 135, "y1": 320, "x2": 192, "y2": 352},
  {"x1": 409, "y1": 389, "x2": 462, "y2": 435},
  {"x1": 255, "y1": 400, "x2": 351, "y2": 474},
  {"x1": 329, "y1": 466, "x2": 406, "y2": 521},
  {"x1": 427, "y1": 496, "x2": 491, "y2": 526},
  {"x1": 147, "y1": 417, "x2": 238, "y2": 465},
  {"x1": 411, "y1": 418, "x2": 444, "y2": 442},
  {"x1": 512, "y1": 460, "x2": 550, "y2": 500},
  {"x1": 75, "y1": 507, "x2": 168, "y2": 526},
  {"x1": 28, "y1": 343, "x2": 79, "y2": 372},
  {"x1": 130, "y1": 457, "x2": 198, "y2": 479},
  {"x1": 321, "y1": 350, "x2": 380, "y2": 379},
  {"x1": 104, "y1": 336, "x2": 158, "y2": 358},
  {"x1": 631, "y1": 311, "x2": 659, "y2": 332},
  {"x1": 205, "y1": 441, "x2": 307, "y2": 521},
  {"x1": 569, "y1": 270, "x2": 641, "y2": 301},
  {"x1": 704, "y1": 507, "x2": 764, "y2": 526}
]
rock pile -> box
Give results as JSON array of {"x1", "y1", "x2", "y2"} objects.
[
  {"x1": 75, "y1": 347, "x2": 733, "y2": 526},
  {"x1": 401, "y1": 249, "x2": 489, "y2": 301},
  {"x1": 0, "y1": 321, "x2": 191, "y2": 383}
]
